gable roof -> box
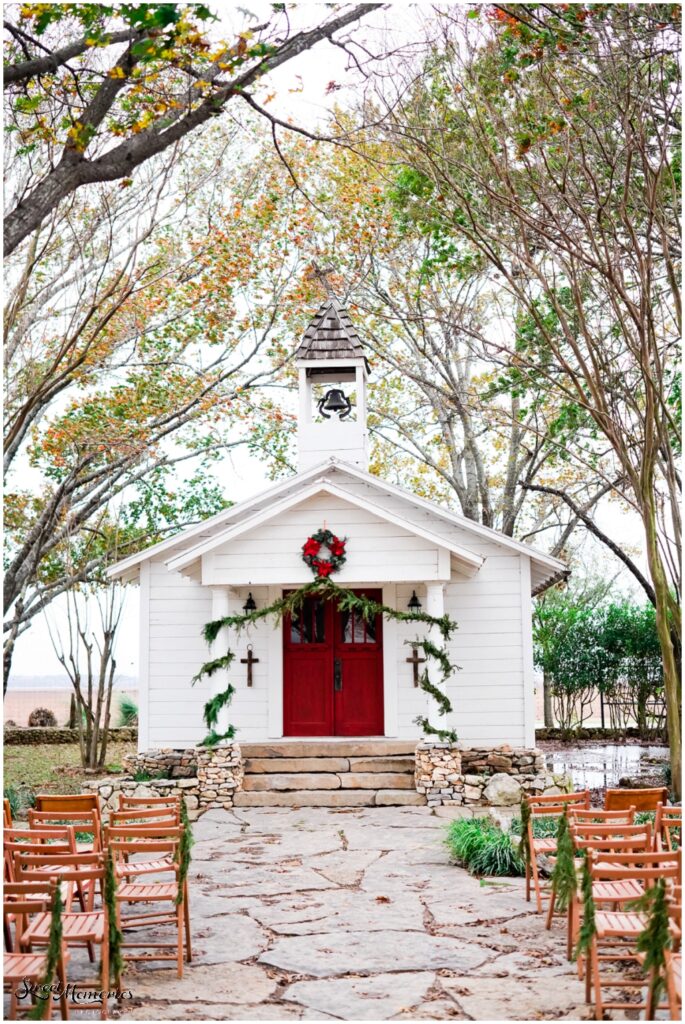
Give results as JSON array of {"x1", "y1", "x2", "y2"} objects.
[
  {"x1": 294, "y1": 298, "x2": 367, "y2": 364},
  {"x1": 107, "y1": 456, "x2": 567, "y2": 594},
  {"x1": 165, "y1": 479, "x2": 485, "y2": 575}
]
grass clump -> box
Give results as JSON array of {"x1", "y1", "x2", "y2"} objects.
[
  {"x1": 445, "y1": 818, "x2": 525, "y2": 877},
  {"x1": 510, "y1": 814, "x2": 560, "y2": 838}
]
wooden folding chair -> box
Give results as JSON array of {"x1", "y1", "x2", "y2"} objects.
[
  {"x1": 564, "y1": 824, "x2": 653, "y2": 961},
  {"x1": 587, "y1": 849, "x2": 682, "y2": 1019},
  {"x1": 4, "y1": 881, "x2": 69, "y2": 1020},
  {"x1": 644, "y1": 884, "x2": 681, "y2": 1020},
  {"x1": 524, "y1": 790, "x2": 590, "y2": 912},
  {"x1": 109, "y1": 806, "x2": 180, "y2": 827},
  {"x1": 604, "y1": 786, "x2": 669, "y2": 812},
  {"x1": 654, "y1": 804, "x2": 682, "y2": 852},
  {"x1": 29, "y1": 809, "x2": 102, "y2": 854},
  {"x1": 567, "y1": 807, "x2": 636, "y2": 826},
  {"x1": 105, "y1": 828, "x2": 187, "y2": 977},
  {"x1": 3, "y1": 835, "x2": 72, "y2": 954},
  {"x1": 13, "y1": 850, "x2": 113, "y2": 1020},
  {"x1": 118, "y1": 794, "x2": 181, "y2": 811}
]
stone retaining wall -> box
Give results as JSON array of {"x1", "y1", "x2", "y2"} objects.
[
  {"x1": 415, "y1": 741, "x2": 571, "y2": 807},
  {"x1": 85, "y1": 743, "x2": 243, "y2": 820},
  {"x1": 4, "y1": 726, "x2": 137, "y2": 745},
  {"x1": 123, "y1": 749, "x2": 197, "y2": 779}
]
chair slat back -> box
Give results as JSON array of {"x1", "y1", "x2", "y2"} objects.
[
  {"x1": 4, "y1": 880, "x2": 58, "y2": 947},
  {"x1": 655, "y1": 804, "x2": 682, "y2": 852},
  {"x1": 34, "y1": 793, "x2": 100, "y2": 816},
  {"x1": 118, "y1": 794, "x2": 181, "y2": 810},
  {"x1": 528, "y1": 790, "x2": 590, "y2": 818},
  {"x1": 28, "y1": 808, "x2": 101, "y2": 850},
  {"x1": 13, "y1": 850, "x2": 105, "y2": 907},
  {"x1": 604, "y1": 787, "x2": 669, "y2": 812},
  {"x1": 589, "y1": 848, "x2": 681, "y2": 882},
  {"x1": 568, "y1": 808, "x2": 636, "y2": 824},
  {"x1": 104, "y1": 823, "x2": 183, "y2": 843},
  {"x1": 572, "y1": 833, "x2": 653, "y2": 854},
  {"x1": 109, "y1": 806, "x2": 180, "y2": 826},
  {"x1": 571, "y1": 822, "x2": 652, "y2": 842}
]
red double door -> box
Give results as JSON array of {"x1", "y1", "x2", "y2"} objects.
[{"x1": 283, "y1": 589, "x2": 384, "y2": 736}]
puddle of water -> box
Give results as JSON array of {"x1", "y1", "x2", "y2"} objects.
[{"x1": 545, "y1": 744, "x2": 669, "y2": 791}]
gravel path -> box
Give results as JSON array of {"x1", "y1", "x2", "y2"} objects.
[{"x1": 113, "y1": 805, "x2": 593, "y2": 1021}]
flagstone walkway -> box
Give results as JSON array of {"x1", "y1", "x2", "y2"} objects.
[{"x1": 119, "y1": 806, "x2": 592, "y2": 1021}]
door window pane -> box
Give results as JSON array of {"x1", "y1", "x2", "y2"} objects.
[
  {"x1": 290, "y1": 610, "x2": 302, "y2": 644},
  {"x1": 314, "y1": 600, "x2": 326, "y2": 643}
]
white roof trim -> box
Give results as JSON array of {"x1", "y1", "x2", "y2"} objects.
[
  {"x1": 324, "y1": 459, "x2": 567, "y2": 575},
  {"x1": 165, "y1": 479, "x2": 485, "y2": 574},
  {"x1": 106, "y1": 459, "x2": 344, "y2": 580},
  {"x1": 108, "y1": 455, "x2": 566, "y2": 587}
]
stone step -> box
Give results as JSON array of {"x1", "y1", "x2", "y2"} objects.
[
  {"x1": 233, "y1": 790, "x2": 377, "y2": 808},
  {"x1": 244, "y1": 757, "x2": 350, "y2": 774},
  {"x1": 243, "y1": 755, "x2": 416, "y2": 775},
  {"x1": 242, "y1": 771, "x2": 416, "y2": 792},
  {"x1": 233, "y1": 789, "x2": 426, "y2": 808},
  {"x1": 240, "y1": 740, "x2": 416, "y2": 759},
  {"x1": 243, "y1": 773, "x2": 342, "y2": 792}
]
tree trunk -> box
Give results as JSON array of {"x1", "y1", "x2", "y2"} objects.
[
  {"x1": 543, "y1": 672, "x2": 554, "y2": 728},
  {"x1": 642, "y1": 495, "x2": 681, "y2": 800}
]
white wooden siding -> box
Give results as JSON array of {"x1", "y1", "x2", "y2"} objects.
[
  {"x1": 144, "y1": 478, "x2": 531, "y2": 749},
  {"x1": 146, "y1": 559, "x2": 212, "y2": 749},
  {"x1": 202, "y1": 493, "x2": 447, "y2": 585}
]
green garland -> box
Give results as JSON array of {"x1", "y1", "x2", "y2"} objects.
[
  {"x1": 573, "y1": 850, "x2": 596, "y2": 961},
  {"x1": 28, "y1": 884, "x2": 63, "y2": 1020},
  {"x1": 193, "y1": 577, "x2": 459, "y2": 747},
  {"x1": 519, "y1": 795, "x2": 532, "y2": 869},
  {"x1": 628, "y1": 879, "x2": 672, "y2": 1009},
  {"x1": 175, "y1": 796, "x2": 194, "y2": 906},
  {"x1": 105, "y1": 848, "x2": 125, "y2": 983},
  {"x1": 550, "y1": 813, "x2": 577, "y2": 913}
]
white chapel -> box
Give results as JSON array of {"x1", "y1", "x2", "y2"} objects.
[{"x1": 109, "y1": 299, "x2": 566, "y2": 753}]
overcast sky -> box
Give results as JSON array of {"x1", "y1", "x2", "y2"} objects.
[{"x1": 7, "y1": 3, "x2": 648, "y2": 683}]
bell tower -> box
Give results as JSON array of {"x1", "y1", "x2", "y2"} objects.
[{"x1": 295, "y1": 298, "x2": 369, "y2": 472}]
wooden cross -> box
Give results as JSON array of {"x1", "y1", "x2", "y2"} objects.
[
  {"x1": 240, "y1": 645, "x2": 259, "y2": 687},
  {"x1": 406, "y1": 644, "x2": 426, "y2": 687},
  {"x1": 310, "y1": 262, "x2": 336, "y2": 297}
]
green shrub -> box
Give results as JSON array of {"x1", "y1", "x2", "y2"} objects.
[
  {"x1": 510, "y1": 814, "x2": 560, "y2": 838},
  {"x1": 4, "y1": 783, "x2": 36, "y2": 818},
  {"x1": 445, "y1": 818, "x2": 525, "y2": 877},
  {"x1": 132, "y1": 769, "x2": 168, "y2": 782},
  {"x1": 117, "y1": 694, "x2": 138, "y2": 727}
]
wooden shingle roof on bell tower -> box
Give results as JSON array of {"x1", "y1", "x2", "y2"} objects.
[{"x1": 295, "y1": 298, "x2": 368, "y2": 367}]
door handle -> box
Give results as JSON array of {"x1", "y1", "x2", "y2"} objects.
[{"x1": 334, "y1": 658, "x2": 342, "y2": 692}]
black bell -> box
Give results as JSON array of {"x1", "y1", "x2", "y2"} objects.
[{"x1": 318, "y1": 388, "x2": 352, "y2": 420}]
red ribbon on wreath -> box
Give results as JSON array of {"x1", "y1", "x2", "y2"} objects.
[{"x1": 302, "y1": 528, "x2": 347, "y2": 577}]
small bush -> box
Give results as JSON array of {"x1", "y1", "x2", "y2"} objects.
[
  {"x1": 4, "y1": 783, "x2": 36, "y2": 818},
  {"x1": 132, "y1": 769, "x2": 168, "y2": 782},
  {"x1": 117, "y1": 694, "x2": 138, "y2": 727},
  {"x1": 28, "y1": 707, "x2": 57, "y2": 727},
  {"x1": 510, "y1": 814, "x2": 560, "y2": 839},
  {"x1": 445, "y1": 818, "x2": 525, "y2": 877}
]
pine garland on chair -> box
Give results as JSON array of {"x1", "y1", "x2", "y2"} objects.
[
  {"x1": 550, "y1": 812, "x2": 577, "y2": 912},
  {"x1": 105, "y1": 847, "x2": 125, "y2": 983},
  {"x1": 28, "y1": 884, "x2": 63, "y2": 1020},
  {"x1": 519, "y1": 795, "x2": 532, "y2": 870},
  {"x1": 628, "y1": 879, "x2": 672, "y2": 1009},
  {"x1": 193, "y1": 576, "x2": 460, "y2": 747},
  {"x1": 573, "y1": 850, "x2": 596, "y2": 960},
  {"x1": 176, "y1": 796, "x2": 194, "y2": 906}
]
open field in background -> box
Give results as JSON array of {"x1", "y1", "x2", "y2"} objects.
[
  {"x1": 3, "y1": 740, "x2": 137, "y2": 807},
  {"x1": 4, "y1": 687, "x2": 138, "y2": 727}
]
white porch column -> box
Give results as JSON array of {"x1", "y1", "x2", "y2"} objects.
[
  {"x1": 210, "y1": 587, "x2": 232, "y2": 739},
  {"x1": 424, "y1": 582, "x2": 446, "y2": 720}
]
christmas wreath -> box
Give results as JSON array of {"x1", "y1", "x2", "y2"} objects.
[{"x1": 302, "y1": 528, "x2": 347, "y2": 578}]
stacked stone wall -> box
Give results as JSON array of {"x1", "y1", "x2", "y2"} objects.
[
  {"x1": 415, "y1": 741, "x2": 571, "y2": 807},
  {"x1": 86, "y1": 743, "x2": 243, "y2": 820}
]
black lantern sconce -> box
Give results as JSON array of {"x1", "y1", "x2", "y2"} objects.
[
  {"x1": 408, "y1": 590, "x2": 422, "y2": 612},
  {"x1": 243, "y1": 592, "x2": 257, "y2": 614},
  {"x1": 318, "y1": 387, "x2": 352, "y2": 420}
]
